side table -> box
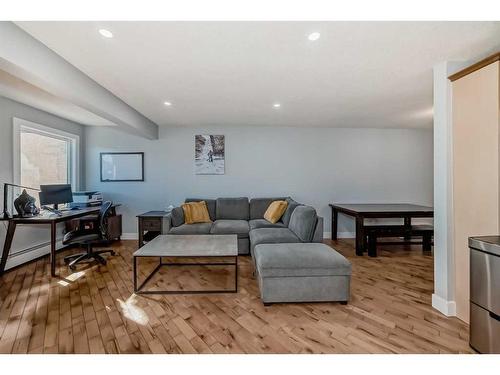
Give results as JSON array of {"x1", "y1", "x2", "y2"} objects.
[{"x1": 137, "y1": 211, "x2": 170, "y2": 248}]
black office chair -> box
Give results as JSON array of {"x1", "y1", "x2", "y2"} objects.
[{"x1": 63, "y1": 201, "x2": 115, "y2": 270}]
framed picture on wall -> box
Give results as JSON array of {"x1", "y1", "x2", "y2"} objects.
[
  {"x1": 100, "y1": 152, "x2": 144, "y2": 182},
  {"x1": 195, "y1": 135, "x2": 225, "y2": 175}
]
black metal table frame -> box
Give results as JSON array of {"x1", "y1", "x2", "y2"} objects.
[{"x1": 133, "y1": 255, "x2": 238, "y2": 294}]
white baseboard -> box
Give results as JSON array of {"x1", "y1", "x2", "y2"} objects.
[
  {"x1": 122, "y1": 233, "x2": 139, "y2": 240},
  {"x1": 5, "y1": 239, "x2": 63, "y2": 270},
  {"x1": 432, "y1": 293, "x2": 457, "y2": 317},
  {"x1": 323, "y1": 231, "x2": 355, "y2": 239}
]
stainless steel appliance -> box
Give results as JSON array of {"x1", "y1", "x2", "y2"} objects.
[{"x1": 469, "y1": 236, "x2": 500, "y2": 353}]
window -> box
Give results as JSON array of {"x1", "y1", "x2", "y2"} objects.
[{"x1": 13, "y1": 118, "x2": 80, "y2": 191}]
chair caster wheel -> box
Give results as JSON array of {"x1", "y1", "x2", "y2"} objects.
[
  {"x1": 70, "y1": 265, "x2": 76, "y2": 271},
  {"x1": 96, "y1": 257, "x2": 107, "y2": 266},
  {"x1": 111, "y1": 251, "x2": 116, "y2": 256}
]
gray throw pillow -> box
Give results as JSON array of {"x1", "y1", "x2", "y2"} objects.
[
  {"x1": 282, "y1": 197, "x2": 301, "y2": 226},
  {"x1": 288, "y1": 205, "x2": 317, "y2": 242},
  {"x1": 170, "y1": 206, "x2": 185, "y2": 227}
]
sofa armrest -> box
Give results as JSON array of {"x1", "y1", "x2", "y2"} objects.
[
  {"x1": 162, "y1": 214, "x2": 173, "y2": 234},
  {"x1": 312, "y1": 216, "x2": 324, "y2": 243}
]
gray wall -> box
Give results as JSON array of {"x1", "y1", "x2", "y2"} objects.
[
  {"x1": 0, "y1": 96, "x2": 85, "y2": 269},
  {"x1": 85, "y1": 125, "x2": 433, "y2": 236}
]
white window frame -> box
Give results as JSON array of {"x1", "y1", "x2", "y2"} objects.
[{"x1": 13, "y1": 117, "x2": 80, "y2": 190}]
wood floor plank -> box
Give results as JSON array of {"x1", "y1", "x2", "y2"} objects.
[
  {"x1": 0, "y1": 263, "x2": 29, "y2": 340},
  {"x1": 0, "y1": 239, "x2": 473, "y2": 354},
  {"x1": 11, "y1": 260, "x2": 44, "y2": 353}
]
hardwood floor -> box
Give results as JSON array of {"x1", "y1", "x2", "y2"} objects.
[{"x1": 0, "y1": 239, "x2": 472, "y2": 354}]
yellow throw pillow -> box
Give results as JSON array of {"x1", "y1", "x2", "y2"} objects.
[
  {"x1": 264, "y1": 200, "x2": 288, "y2": 224},
  {"x1": 182, "y1": 201, "x2": 212, "y2": 224}
]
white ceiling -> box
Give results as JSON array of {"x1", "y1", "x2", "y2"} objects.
[
  {"x1": 0, "y1": 69, "x2": 115, "y2": 126},
  {"x1": 16, "y1": 21, "x2": 500, "y2": 129}
]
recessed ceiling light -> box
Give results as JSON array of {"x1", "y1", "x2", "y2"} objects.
[
  {"x1": 308, "y1": 32, "x2": 321, "y2": 41},
  {"x1": 164, "y1": 101, "x2": 172, "y2": 106},
  {"x1": 273, "y1": 103, "x2": 281, "y2": 108},
  {"x1": 99, "y1": 29, "x2": 113, "y2": 38}
]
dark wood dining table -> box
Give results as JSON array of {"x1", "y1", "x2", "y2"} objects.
[{"x1": 329, "y1": 203, "x2": 434, "y2": 255}]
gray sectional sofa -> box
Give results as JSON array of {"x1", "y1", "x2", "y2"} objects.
[{"x1": 163, "y1": 197, "x2": 324, "y2": 255}]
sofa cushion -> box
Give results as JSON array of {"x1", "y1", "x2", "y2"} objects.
[
  {"x1": 249, "y1": 197, "x2": 286, "y2": 220},
  {"x1": 254, "y1": 243, "x2": 352, "y2": 278},
  {"x1": 170, "y1": 206, "x2": 185, "y2": 227},
  {"x1": 216, "y1": 197, "x2": 249, "y2": 220},
  {"x1": 249, "y1": 228, "x2": 300, "y2": 252},
  {"x1": 210, "y1": 220, "x2": 250, "y2": 239},
  {"x1": 281, "y1": 197, "x2": 301, "y2": 227},
  {"x1": 249, "y1": 219, "x2": 286, "y2": 230},
  {"x1": 185, "y1": 198, "x2": 216, "y2": 221},
  {"x1": 288, "y1": 205, "x2": 317, "y2": 242},
  {"x1": 168, "y1": 223, "x2": 212, "y2": 235}
]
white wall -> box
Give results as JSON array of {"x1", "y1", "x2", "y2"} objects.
[
  {"x1": 0, "y1": 96, "x2": 85, "y2": 269},
  {"x1": 85, "y1": 125, "x2": 433, "y2": 236},
  {"x1": 432, "y1": 61, "x2": 470, "y2": 317}
]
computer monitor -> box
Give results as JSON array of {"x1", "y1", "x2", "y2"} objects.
[{"x1": 39, "y1": 184, "x2": 73, "y2": 210}]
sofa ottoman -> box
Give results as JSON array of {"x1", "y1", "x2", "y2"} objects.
[{"x1": 253, "y1": 243, "x2": 351, "y2": 305}]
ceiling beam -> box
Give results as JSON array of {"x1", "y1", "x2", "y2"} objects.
[{"x1": 0, "y1": 22, "x2": 158, "y2": 139}]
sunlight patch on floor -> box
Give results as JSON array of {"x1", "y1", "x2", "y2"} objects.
[
  {"x1": 117, "y1": 295, "x2": 149, "y2": 325},
  {"x1": 57, "y1": 271, "x2": 86, "y2": 286}
]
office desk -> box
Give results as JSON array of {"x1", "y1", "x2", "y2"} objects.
[{"x1": 0, "y1": 205, "x2": 119, "y2": 277}]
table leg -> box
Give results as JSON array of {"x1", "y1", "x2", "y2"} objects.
[
  {"x1": 404, "y1": 217, "x2": 412, "y2": 240},
  {"x1": 332, "y1": 208, "x2": 338, "y2": 240},
  {"x1": 234, "y1": 256, "x2": 238, "y2": 293},
  {"x1": 133, "y1": 256, "x2": 137, "y2": 292},
  {"x1": 138, "y1": 219, "x2": 144, "y2": 248},
  {"x1": 422, "y1": 233, "x2": 432, "y2": 253},
  {"x1": 0, "y1": 221, "x2": 17, "y2": 276},
  {"x1": 368, "y1": 233, "x2": 377, "y2": 257},
  {"x1": 355, "y1": 216, "x2": 365, "y2": 256},
  {"x1": 50, "y1": 221, "x2": 57, "y2": 276}
]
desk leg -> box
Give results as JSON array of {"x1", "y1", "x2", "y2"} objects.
[
  {"x1": 331, "y1": 208, "x2": 338, "y2": 241},
  {"x1": 50, "y1": 221, "x2": 57, "y2": 277},
  {"x1": 404, "y1": 217, "x2": 411, "y2": 240},
  {"x1": 355, "y1": 216, "x2": 365, "y2": 256},
  {"x1": 0, "y1": 221, "x2": 17, "y2": 276}
]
